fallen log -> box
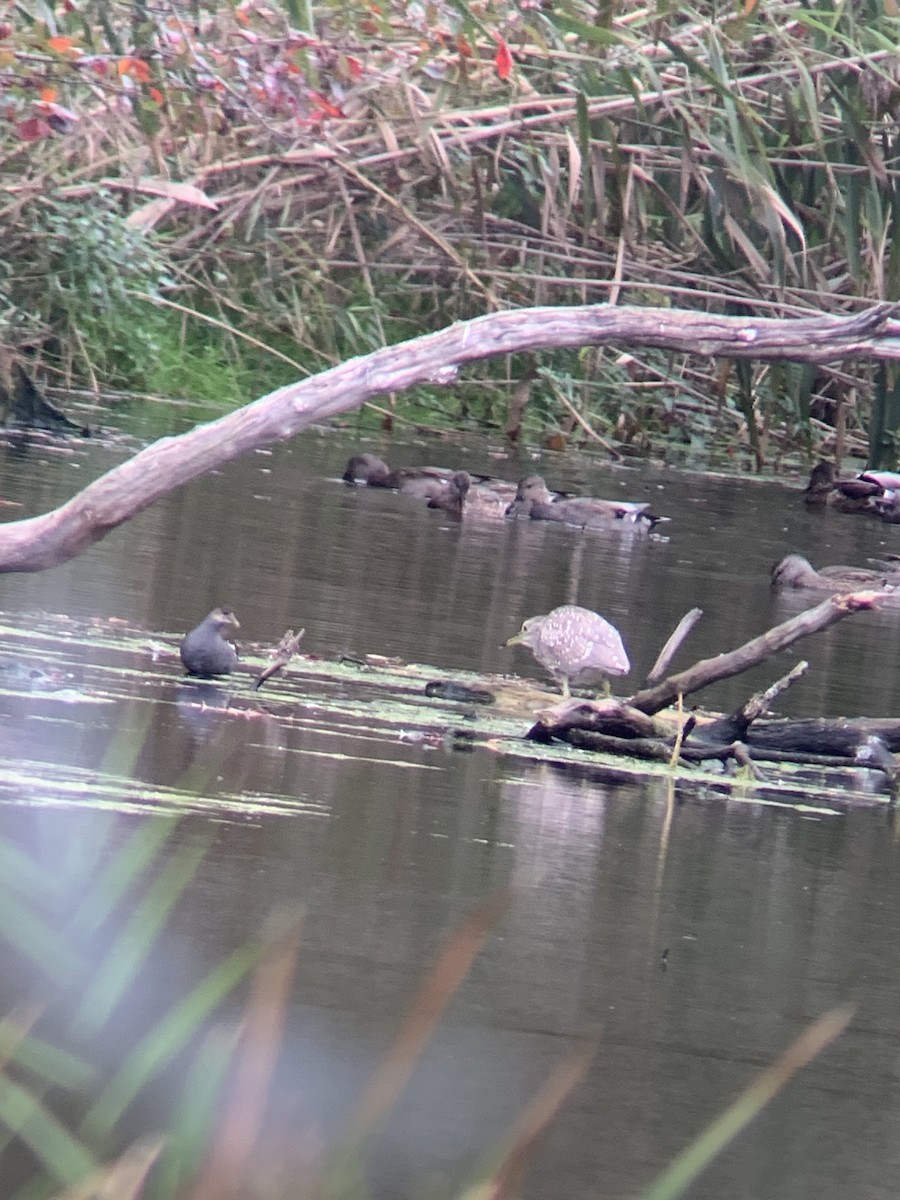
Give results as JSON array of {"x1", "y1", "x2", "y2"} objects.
[{"x1": 524, "y1": 604, "x2": 900, "y2": 790}]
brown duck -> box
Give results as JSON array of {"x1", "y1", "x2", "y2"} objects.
[
  {"x1": 506, "y1": 474, "x2": 665, "y2": 531},
  {"x1": 427, "y1": 471, "x2": 510, "y2": 521},
  {"x1": 342, "y1": 453, "x2": 451, "y2": 499},
  {"x1": 771, "y1": 553, "x2": 900, "y2": 593}
]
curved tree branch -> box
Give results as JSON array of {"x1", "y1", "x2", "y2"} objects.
[{"x1": 4, "y1": 301, "x2": 900, "y2": 574}]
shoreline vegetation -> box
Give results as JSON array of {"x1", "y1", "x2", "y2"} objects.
[{"x1": 3, "y1": 0, "x2": 900, "y2": 468}]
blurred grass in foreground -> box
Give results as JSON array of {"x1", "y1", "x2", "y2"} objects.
[{"x1": 0, "y1": 818, "x2": 851, "y2": 1200}]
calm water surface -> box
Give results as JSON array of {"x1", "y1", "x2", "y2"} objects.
[{"x1": 0, "y1": 419, "x2": 899, "y2": 1197}]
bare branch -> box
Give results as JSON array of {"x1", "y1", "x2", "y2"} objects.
[
  {"x1": 3, "y1": 302, "x2": 900, "y2": 573},
  {"x1": 628, "y1": 591, "x2": 885, "y2": 716}
]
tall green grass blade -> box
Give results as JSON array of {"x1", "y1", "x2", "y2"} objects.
[
  {"x1": 68, "y1": 816, "x2": 177, "y2": 942},
  {"x1": 72, "y1": 833, "x2": 211, "y2": 1038},
  {"x1": 0, "y1": 894, "x2": 83, "y2": 988},
  {"x1": 549, "y1": 15, "x2": 623, "y2": 46},
  {"x1": 83, "y1": 938, "x2": 266, "y2": 1139},
  {"x1": 0, "y1": 842, "x2": 64, "y2": 904},
  {"x1": 0, "y1": 1074, "x2": 97, "y2": 1187},
  {"x1": 3, "y1": 1032, "x2": 97, "y2": 1094},
  {"x1": 638, "y1": 1007, "x2": 853, "y2": 1200},
  {"x1": 59, "y1": 706, "x2": 155, "y2": 886},
  {"x1": 148, "y1": 1027, "x2": 237, "y2": 1200}
]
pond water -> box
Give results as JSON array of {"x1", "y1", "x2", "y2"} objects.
[{"x1": 1, "y1": 416, "x2": 900, "y2": 1198}]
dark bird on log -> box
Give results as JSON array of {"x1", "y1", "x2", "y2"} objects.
[
  {"x1": 506, "y1": 474, "x2": 665, "y2": 531},
  {"x1": 180, "y1": 607, "x2": 240, "y2": 677},
  {"x1": 506, "y1": 604, "x2": 630, "y2": 697},
  {"x1": 771, "y1": 553, "x2": 900, "y2": 593}
]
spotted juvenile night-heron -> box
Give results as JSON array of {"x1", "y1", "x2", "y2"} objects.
[
  {"x1": 506, "y1": 604, "x2": 630, "y2": 697},
  {"x1": 180, "y1": 606, "x2": 240, "y2": 677}
]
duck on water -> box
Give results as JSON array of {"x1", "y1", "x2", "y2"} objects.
[
  {"x1": 771, "y1": 554, "x2": 900, "y2": 595},
  {"x1": 506, "y1": 474, "x2": 666, "y2": 531}
]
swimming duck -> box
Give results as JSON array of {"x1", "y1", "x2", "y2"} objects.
[
  {"x1": 180, "y1": 607, "x2": 240, "y2": 677},
  {"x1": 803, "y1": 460, "x2": 839, "y2": 507},
  {"x1": 506, "y1": 475, "x2": 664, "y2": 531},
  {"x1": 341, "y1": 453, "x2": 451, "y2": 499},
  {"x1": 771, "y1": 554, "x2": 900, "y2": 593},
  {"x1": 804, "y1": 462, "x2": 900, "y2": 515},
  {"x1": 427, "y1": 471, "x2": 509, "y2": 521}
]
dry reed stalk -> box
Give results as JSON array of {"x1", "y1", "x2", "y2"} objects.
[
  {"x1": 343, "y1": 891, "x2": 512, "y2": 1147},
  {"x1": 471, "y1": 1034, "x2": 599, "y2": 1200},
  {"x1": 49, "y1": 1137, "x2": 166, "y2": 1200},
  {"x1": 188, "y1": 910, "x2": 305, "y2": 1200}
]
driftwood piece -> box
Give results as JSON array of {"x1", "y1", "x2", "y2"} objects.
[
  {"x1": 254, "y1": 628, "x2": 305, "y2": 691},
  {"x1": 524, "y1": 698, "x2": 660, "y2": 743},
  {"x1": 534, "y1": 704, "x2": 900, "y2": 782},
  {"x1": 528, "y1": 619, "x2": 900, "y2": 784},
  {"x1": 563, "y1": 728, "x2": 759, "y2": 772},
  {"x1": 692, "y1": 661, "x2": 808, "y2": 743},
  {"x1": 1, "y1": 303, "x2": 900, "y2": 573},
  {"x1": 645, "y1": 607, "x2": 703, "y2": 684},
  {"x1": 627, "y1": 591, "x2": 884, "y2": 716}
]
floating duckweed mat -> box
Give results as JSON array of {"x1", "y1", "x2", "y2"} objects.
[{"x1": 0, "y1": 612, "x2": 888, "y2": 816}]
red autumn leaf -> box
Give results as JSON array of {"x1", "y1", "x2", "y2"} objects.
[
  {"x1": 149, "y1": 87, "x2": 163, "y2": 103},
  {"x1": 0, "y1": 23, "x2": 13, "y2": 39},
  {"x1": 47, "y1": 35, "x2": 74, "y2": 53},
  {"x1": 308, "y1": 90, "x2": 344, "y2": 118},
  {"x1": 118, "y1": 57, "x2": 152, "y2": 83},
  {"x1": 40, "y1": 86, "x2": 57, "y2": 103},
  {"x1": 456, "y1": 36, "x2": 473, "y2": 57},
  {"x1": 17, "y1": 116, "x2": 52, "y2": 142},
  {"x1": 494, "y1": 35, "x2": 512, "y2": 80},
  {"x1": 345, "y1": 54, "x2": 363, "y2": 79}
]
